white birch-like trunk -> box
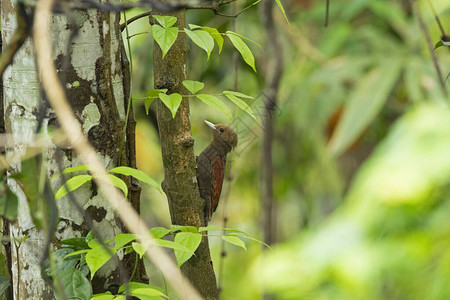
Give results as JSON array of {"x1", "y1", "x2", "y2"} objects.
[{"x1": 1, "y1": 1, "x2": 127, "y2": 298}]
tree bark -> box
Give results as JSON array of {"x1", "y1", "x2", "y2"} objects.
[
  {"x1": 151, "y1": 7, "x2": 218, "y2": 299},
  {"x1": 259, "y1": 0, "x2": 284, "y2": 246},
  {"x1": 1, "y1": 2, "x2": 139, "y2": 297}
]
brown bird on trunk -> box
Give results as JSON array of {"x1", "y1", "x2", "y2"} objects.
[{"x1": 197, "y1": 120, "x2": 238, "y2": 225}]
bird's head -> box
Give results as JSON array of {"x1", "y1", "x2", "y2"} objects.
[{"x1": 205, "y1": 120, "x2": 238, "y2": 153}]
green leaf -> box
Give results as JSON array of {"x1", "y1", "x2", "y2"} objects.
[
  {"x1": 131, "y1": 239, "x2": 193, "y2": 259},
  {"x1": 60, "y1": 237, "x2": 89, "y2": 250},
  {"x1": 0, "y1": 276, "x2": 10, "y2": 295},
  {"x1": 50, "y1": 165, "x2": 90, "y2": 179},
  {"x1": 91, "y1": 292, "x2": 116, "y2": 300},
  {"x1": 114, "y1": 233, "x2": 136, "y2": 250},
  {"x1": 119, "y1": 282, "x2": 166, "y2": 299},
  {"x1": 196, "y1": 94, "x2": 232, "y2": 120},
  {"x1": 229, "y1": 233, "x2": 271, "y2": 249},
  {"x1": 226, "y1": 31, "x2": 262, "y2": 48},
  {"x1": 144, "y1": 89, "x2": 167, "y2": 115},
  {"x1": 222, "y1": 90, "x2": 254, "y2": 99},
  {"x1": 185, "y1": 29, "x2": 215, "y2": 60},
  {"x1": 109, "y1": 166, "x2": 162, "y2": 193},
  {"x1": 153, "y1": 15, "x2": 177, "y2": 28},
  {"x1": 226, "y1": 33, "x2": 256, "y2": 72},
  {"x1": 55, "y1": 175, "x2": 93, "y2": 200},
  {"x1": 275, "y1": 0, "x2": 290, "y2": 25},
  {"x1": 170, "y1": 225, "x2": 199, "y2": 233},
  {"x1": 159, "y1": 93, "x2": 183, "y2": 118},
  {"x1": 55, "y1": 268, "x2": 92, "y2": 300},
  {"x1": 152, "y1": 25, "x2": 178, "y2": 59},
  {"x1": 190, "y1": 25, "x2": 224, "y2": 53},
  {"x1": 182, "y1": 80, "x2": 204, "y2": 94},
  {"x1": 222, "y1": 235, "x2": 246, "y2": 250},
  {"x1": 105, "y1": 175, "x2": 128, "y2": 197},
  {"x1": 85, "y1": 240, "x2": 114, "y2": 279},
  {"x1": 223, "y1": 91, "x2": 257, "y2": 121},
  {"x1": 64, "y1": 249, "x2": 90, "y2": 258},
  {"x1": 174, "y1": 232, "x2": 202, "y2": 267},
  {"x1": 434, "y1": 40, "x2": 444, "y2": 49},
  {"x1": 132, "y1": 242, "x2": 146, "y2": 259},
  {"x1": 0, "y1": 188, "x2": 18, "y2": 220},
  {"x1": 150, "y1": 227, "x2": 171, "y2": 239},
  {"x1": 328, "y1": 60, "x2": 402, "y2": 156},
  {"x1": 132, "y1": 287, "x2": 168, "y2": 299},
  {"x1": 198, "y1": 225, "x2": 247, "y2": 234},
  {"x1": 445, "y1": 72, "x2": 450, "y2": 84}
]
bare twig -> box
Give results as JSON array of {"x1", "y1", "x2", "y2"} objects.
[
  {"x1": 0, "y1": 3, "x2": 31, "y2": 80},
  {"x1": 325, "y1": 0, "x2": 330, "y2": 27},
  {"x1": 32, "y1": 0, "x2": 202, "y2": 299},
  {"x1": 416, "y1": 6, "x2": 448, "y2": 97},
  {"x1": 120, "y1": 11, "x2": 152, "y2": 32},
  {"x1": 426, "y1": 0, "x2": 446, "y2": 37}
]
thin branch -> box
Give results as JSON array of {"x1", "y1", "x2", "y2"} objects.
[
  {"x1": 426, "y1": 0, "x2": 446, "y2": 37},
  {"x1": 416, "y1": 6, "x2": 448, "y2": 97},
  {"x1": 32, "y1": 0, "x2": 202, "y2": 299},
  {"x1": 120, "y1": 11, "x2": 152, "y2": 32},
  {"x1": 0, "y1": 3, "x2": 31, "y2": 80},
  {"x1": 325, "y1": 0, "x2": 330, "y2": 27}
]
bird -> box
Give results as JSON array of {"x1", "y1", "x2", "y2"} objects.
[{"x1": 197, "y1": 120, "x2": 238, "y2": 225}]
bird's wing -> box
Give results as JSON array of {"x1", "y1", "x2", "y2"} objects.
[{"x1": 211, "y1": 155, "x2": 226, "y2": 215}]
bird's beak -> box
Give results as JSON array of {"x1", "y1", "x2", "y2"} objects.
[{"x1": 204, "y1": 120, "x2": 216, "y2": 130}]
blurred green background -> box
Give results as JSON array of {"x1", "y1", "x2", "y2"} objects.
[{"x1": 123, "y1": 0, "x2": 450, "y2": 299}]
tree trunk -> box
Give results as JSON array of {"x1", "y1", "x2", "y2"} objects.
[
  {"x1": 151, "y1": 7, "x2": 219, "y2": 299},
  {"x1": 1, "y1": 2, "x2": 139, "y2": 298}
]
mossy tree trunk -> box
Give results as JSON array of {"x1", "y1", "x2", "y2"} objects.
[{"x1": 152, "y1": 6, "x2": 219, "y2": 300}]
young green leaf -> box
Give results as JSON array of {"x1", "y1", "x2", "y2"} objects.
[
  {"x1": 222, "y1": 235, "x2": 246, "y2": 250},
  {"x1": 170, "y1": 225, "x2": 199, "y2": 233},
  {"x1": 174, "y1": 232, "x2": 202, "y2": 267},
  {"x1": 132, "y1": 288, "x2": 168, "y2": 299},
  {"x1": 190, "y1": 25, "x2": 224, "y2": 53},
  {"x1": 109, "y1": 166, "x2": 162, "y2": 193},
  {"x1": 434, "y1": 40, "x2": 444, "y2": 49},
  {"x1": 152, "y1": 25, "x2": 178, "y2": 59},
  {"x1": 223, "y1": 90, "x2": 254, "y2": 99},
  {"x1": 50, "y1": 165, "x2": 90, "y2": 179},
  {"x1": 223, "y1": 91, "x2": 257, "y2": 121},
  {"x1": 150, "y1": 227, "x2": 171, "y2": 239},
  {"x1": 144, "y1": 89, "x2": 167, "y2": 114},
  {"x1": 196, "y1": 94, "x2": 232, "y2": 120},
  {"x1": 185, "y1": 28, "x2": 215, "y2": 60},
  {"x1": 182, "y1": 80, "x2": 205, "y2": 94},
  {"x1": 132, "y1": 242, "x2": 146, "y2": 259},
  {"x1": 114, "y1": 233, "x2": 136, "y2": 250},
  {"x1": 91, "y1": 292, "x2": 117, "y2": 300},
  {"x1": 275, "y1": 0, "x2": 290, "y2": 25},
  {"x1": 85, "y1": 240, "x2": 114, "y2": 279},
  {"x1": 159, "y1": 93, "x2": 183, "y2": 118},
  {"x1": 226, "y1": 31, "x2": 262, "y2": 48},
  {"x1": 198, "y1": 225, "x2": 247, "y2": 235},
  {"x1": 226, "y1": 33, "x2": 256, "y2": 72},
  {"x1": 55, "y1": 175, "x2": 93, "y2": 199},
  {"x1": 153, "y1": 15, "x2": 177, "y2": 28},
  {"x1": 106, "y1": 175, "x2": 128, "y2": 197}
]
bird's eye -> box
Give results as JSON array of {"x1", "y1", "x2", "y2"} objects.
[{"x1": 219, "y1": 128, "x2": 224, "y2": 132}]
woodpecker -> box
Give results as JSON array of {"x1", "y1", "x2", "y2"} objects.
[{"x1": 197, "y1": 120, "x2": 238, "y2": 225}]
